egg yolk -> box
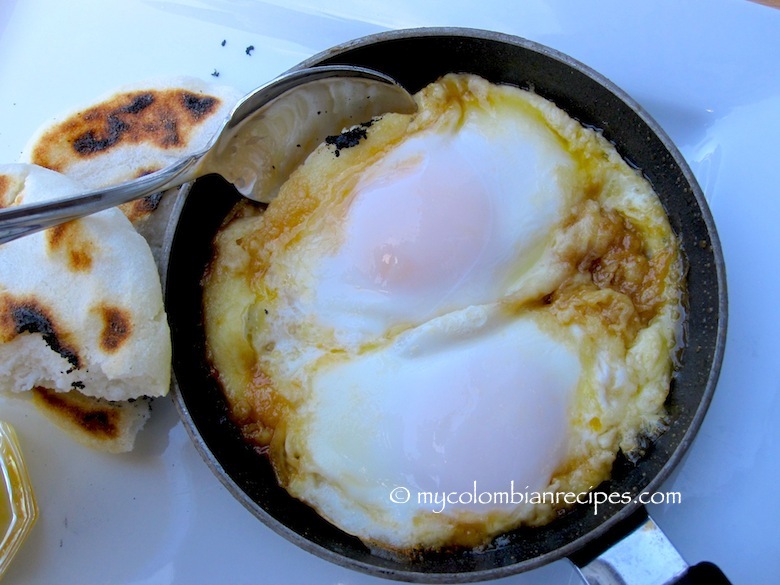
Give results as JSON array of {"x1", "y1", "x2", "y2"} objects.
[
  {"x1": 312, "y1": 113, "x2": 574, "y2": 341},
  {"x1": 297, "y1": 313, "x2": 580, "y2": 519},
  {"x1": 342, "y1": 138, "x2": 492, "y2": 299}
]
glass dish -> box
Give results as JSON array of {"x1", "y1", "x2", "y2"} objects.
[{"x1": 0, "y1": 421, "x2": 38, "y2": 580}]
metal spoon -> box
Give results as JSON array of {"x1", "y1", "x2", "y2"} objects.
[{"x1": 0, "y1": 65, "x2": 417, "y2": 245}]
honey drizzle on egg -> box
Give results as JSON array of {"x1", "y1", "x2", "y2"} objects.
[{"x1": 549, "y1": 198, "x2": 678, "y2": 339}]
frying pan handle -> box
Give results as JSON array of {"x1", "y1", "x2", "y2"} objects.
[
  {"x1": 673, "y1": 562, "x2": 731, "y2": 585},
  {"x1": 570, "y1": 507, "x2": 731, "y2": 585}
]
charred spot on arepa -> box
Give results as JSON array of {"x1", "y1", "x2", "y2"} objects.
[
  {"x1": 30, "y1": 387, "x2": 154, "y2": 453},
  {"x1": 31, "y1": 387, "x2": 123, "y2": 440},
  {"x1": 96, "y1": 304, "x2": 133, "y2": 353},
  {"x1": 0, "y1": 174, "x2": 12, "y2": 207},
  {"x1": 119, "y1": 190, "x2": 164, "y2": 223},
  {"x1": 182, "y1": 93, "x2": 217, "y2": 118},
  {"x1": 28, "y1": 88, "x2": 225, "y2": 170},
  {"x1": 0, "y1": 293, "x2": 81, "y2": 369},
  {"x1": 0, "y1": 172, "x2": 25, "y2": 208},
  {"x1": 122, "y1": 93, "x2": 155, "y2": 114},
  {"x1": 119, "y1": 168, "x2": 164, "y2": 223},
  {"x1": 45, "y1": 221, "x2": 95, "y2": 272}
]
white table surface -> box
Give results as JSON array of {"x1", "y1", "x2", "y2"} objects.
[{"x1": 1, "y1": 1, "x2": 778, "y2": 583}]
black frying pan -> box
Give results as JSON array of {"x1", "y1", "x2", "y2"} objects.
[{"x1": 163, "y1": 28, "x2": 727, "y2": 583}]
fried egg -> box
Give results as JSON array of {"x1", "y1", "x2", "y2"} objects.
[{"x1": 202, "y1": 74, "x2": 684, "y2": 552}]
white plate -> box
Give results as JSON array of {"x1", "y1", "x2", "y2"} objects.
[{"x1": 1, "y1": 1, "x2": 779, "y2": 583}]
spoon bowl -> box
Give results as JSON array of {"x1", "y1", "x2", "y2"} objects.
[{"x1": 0, "y1": 65, "x2": 416, "y2": 245}]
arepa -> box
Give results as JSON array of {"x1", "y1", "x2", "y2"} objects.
[
  {"x1": 20, "y1": 77, "x2": 243, "y2": 253},
  {"x1": 20, "y1": 76, "x2": 242, "y2": 191},
  {"x1": 0, "y1": 163, "x2": 170, "y2": 452}
]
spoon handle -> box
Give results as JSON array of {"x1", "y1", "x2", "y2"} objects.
[{"x1": 0, "y1": 155, "x2": 203, "y2": 245}]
